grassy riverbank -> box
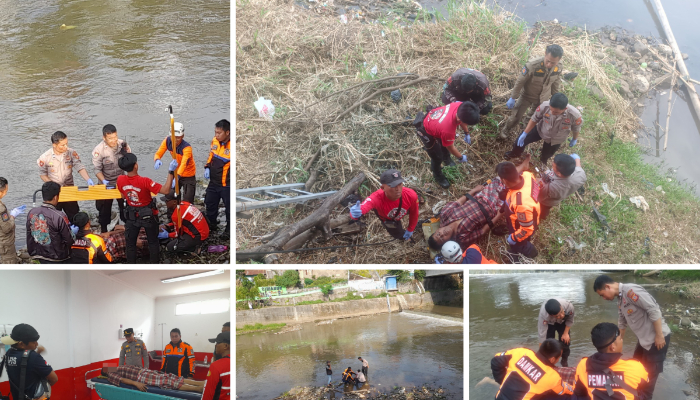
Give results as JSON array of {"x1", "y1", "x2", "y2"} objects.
[
  {"x1": 236, "y1": 322, "x2": 287, "y2": 334},
  {"x1": 235, "y1": 0, "x2": 700, "y2": 263}
]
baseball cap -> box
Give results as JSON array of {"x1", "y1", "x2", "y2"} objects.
[
  {"x1": 379, "y1": 169, "x2": 405, "y2": 187},
  {"x1": 209, "y1": 331, "x2": 230, "y2": 344},
  {"x1": 0, "y1": 324, "x2": 40, "y2": 345},
  {"x1": 124, "y1": 328, "x2": 134, "y2": 336}
]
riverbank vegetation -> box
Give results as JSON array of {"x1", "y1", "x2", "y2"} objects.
[
  {"x1": 236, "y1": 0, "x2": 700, "y2": 263},
  {"x1": 236, "y1": 322, "x2": 287, "y2": 333}
]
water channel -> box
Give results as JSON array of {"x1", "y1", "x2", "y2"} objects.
[
  {"x1": 236, "y1": 305, "x2": 464, "y2": 400},
  {"x1": 469, "y1": 271, "x2": 700, "y2": 398},
  {"x1": 0, "y1": 0, "x2": 230, "y2": 248}
]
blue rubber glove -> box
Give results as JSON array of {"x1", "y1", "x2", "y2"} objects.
[
  {"x1": 434, "y1": 255, "x2": 444, "y2": 264},
  {"x1": 570, "y1": 153, "x2": 580, "y2": 160},
  {"x1": 463, "y1": 134, "x2": 471, "y2": 145},
  {"x1": 158, "y1": 229, "x2": 169, "y2": 239},
  {"x1": 154, "y1": 159, "x2": 163, "y2": 170},
  {"x1": 456, "y1": 154, "x2": 468, "y2": 163},
  {"x1": 517, "y1": 131, "x2": 528, "y2": 147},
  {"x1": 568, "y1": 138, "x2": 577, "y2": 147},
  {"x1": 349, "y1": 201, "x2": 362, "y2": 219},
  {"x1": 87, "y1": 178, "x2": 95, "y2": 186},
  {"x1": 171, "y1": 179, "x2": 176, "y2": 189},
  {"x1": 70, "y1": 224, "x2": 79, "y2": 236},
  {"x1": 506, "y1": 235, "x2": 516, "y2": 246},
  {"x1": 204, "y1": 168, "x2": 210, "y2": 180},
  {"x1": 9, "y1": 205, "x2": 26, "y2": 218},
  {"x1": 403, "y1": 230, "x2": 414, "y2": 241},
  {"x1": 506, "y1": 97, "x2": 516, "y2": 109},
  {"x1": 102, "y1": 179, "x2": 109, "y2": 185},
  {"x1": 168, "y1": 160, "x2": 179, "y2": 172}
]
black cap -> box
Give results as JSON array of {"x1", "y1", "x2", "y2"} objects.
[
  {"x1": 0, "y1": 324, "x2": 40, "y2": 345},
  {"x1": 118, "y1": 153, "x2": 137, "y2": 172},
  {"x1": 545, "y1": 299, "x2": 561, "y2": 315},
  {"x1": 209, "y1": 331, "x2": 230, "y2": 344},
  {"x1": 73, "y1": 212, "x2": 90, "y2": 228},
  {"x1": 379, "y1": 169, "x2": 405, "y2": 187},
  {"x1": 124, "y1": 328, "x2": 134, "y2": 336}
]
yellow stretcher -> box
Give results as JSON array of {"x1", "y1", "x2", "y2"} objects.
[
  {"x1": 422, "y1": 217, "x2": 441, "y2": 259},
  {"x1": 58, "y1": 185, "x2": 123, "y2": 202}
]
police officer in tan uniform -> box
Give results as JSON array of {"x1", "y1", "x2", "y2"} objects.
[
  {"x1": 505, "y1": 93, "x2": 582, "y2": 165},
  {"x1": 500, "y1": 44, "x2": 564, "y2": 139},
  {"x1": 0, "y1": 177, "x2": 26, "y2": 263},
  {"x1": 119, "y1": 328, "x2": 149, "y2": 368},
  {"x1": 537, "y1": 298, "x2": 575, "y2": 367},
  {"x1": 594, "y1": 274, "x2": 671, "y2": 399},
  {"x1": 38, "y1": 131, "x2": 95, "y2": 222},
  {"x1": 92, "y1": 124, "x2": 131, "y2": 232}
]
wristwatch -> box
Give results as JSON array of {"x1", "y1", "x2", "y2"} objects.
[{"x1": 169, "y1": 170, "x2": 175, "y2": 176}]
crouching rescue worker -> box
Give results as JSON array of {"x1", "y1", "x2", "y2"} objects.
[
  {"x1": 505, "y1": 93, "x2": 583, "y2": 165},
  {"x1": 341, "y1": 367, "x2": 356, "y2": 384},
  {"x1": 349, "y1": 169, "x2": 419, "y2": 241},
  {"x1": 161, "y1": 328, "x2": 196, "y2": 378},
  {"x1": 160, "y1": 194, "x2": 210, "y2": 253},
  {"x1": 440, "y1": 242, "x2": 497, "y2": 264},
  {"x1": 413, "y1": 101, "x2": 480, "y2": 188},
  {"x1": 1, "y1": 323, "x2": 58, "y2": 400},
  {"x1": 573, "y1": 322, "x2": 652, "y2": 400},
  {"x1": 119, "y1": 328, "x2": 149, "y2": 368},
  {"x1": 441, "y1": 67, "x2": 493, "y2": 114},
  {"x1": 538, "y1": 299, "x2": 575, "y2": 367},
  {"x1": 491, "y1": 339, "x2": 573, "y2": 399},
  {"x1": 496, "y1": 159, "x2": 540, "y2": 259},
  {"x1": 69, "y1": 212, "x2": 113, "y2": 263},
  {"x1": 117, "y1": 153, "x2": 176, "y2": 264}
]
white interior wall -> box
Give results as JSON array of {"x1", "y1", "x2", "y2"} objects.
[{"x1": 154, "y1": 289, "x2": 230, "y2": 353}]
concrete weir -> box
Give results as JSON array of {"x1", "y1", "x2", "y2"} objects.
[{"x1": 236, "y1": 290, "x2": 462, "y2": 328}]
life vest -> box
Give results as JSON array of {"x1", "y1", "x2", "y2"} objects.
[
  {"x1": 205, "y1": 137, "x2": 230, "y2": 187},
  {"x1": 465, "y1": 244, "x2": 497, "y2": 264},
  {"x1": 505, "y1": 171, "x2": 541, "y2": 243},
  {"x1": 161, "y1": 341, "x2": 196, "y2": 377},
  {"x1": 171, "y1": 201, "x2": 210, "y2": 240},
  {"x1": 575, "y1": 356, "x2": 649, "y2": 400},
  {"x1": 70, "y1": 233, "x2": 113, "y2": 264},
  {"x1": 494, "y1": 348, "x2": 572, "y2": 400}
]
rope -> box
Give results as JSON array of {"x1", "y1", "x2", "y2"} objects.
[
  {"x1": 498, "y1": 246, "x2": 536, "y2": 264},
  {"x1": 236, "y1": 237, "x2": 399, "y2": 259}
]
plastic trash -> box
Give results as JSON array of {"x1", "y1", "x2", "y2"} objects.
[
  {"x1": 601, "y1": 183, "x2": 617, "y2": 199},
  {"x1": 370, "y1": 65, "x2": 378, "y2": 77},
  {"x1": 254, "y1": 97, "x2": 275, "y2": 120},
  {"x1": 641, "y1": 62, "x2": 648, "y2": 69},
  {"x1": 565, "y1": 236, "x2": 587, "y2": 251},
  {"x1": 629, "y1": 196, "x2": 649, "y2": 212},
  {"x1": 432, "y1": 200, "x2": 447, "y2": 215},
  {"x1": 339, "y1": 14, "x2": 348, "y2": 24},
  {"x1": 390, "y1": 89, "x2": 401, "y2": 103},
  {"x1": 208, "y1": 245, "x2": 228, "y2": 253}
]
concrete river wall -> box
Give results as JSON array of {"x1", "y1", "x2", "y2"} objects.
[{"x1": 235, "y1": 290, "x2": 462, "y2": 328}]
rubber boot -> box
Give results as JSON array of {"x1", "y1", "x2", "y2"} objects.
[
  {"x1": 443, "y1": 155, "x2": 456, "y2": 167},
  {"x1": 431, "y1": 159, "x2": 450, "y2": 188}
]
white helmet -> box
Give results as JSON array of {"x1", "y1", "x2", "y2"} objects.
[
  {"x1": 441, "y1": 241, "x2": 463, "y2": 264},
  {"x1": 173, "y1": 122, "x2": 185, "y2": 137}
]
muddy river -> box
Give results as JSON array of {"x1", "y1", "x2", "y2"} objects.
[
  {"x1": 236, "y1": 306, "x2": 464, "y2": 400},
  {"x1": 469, "y1": 271, "x2": 700, "y2": 398},
  {"x1": 0, "y1": 0, "x2": 230, "y2": 248}
]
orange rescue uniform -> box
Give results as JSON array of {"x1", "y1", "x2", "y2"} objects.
[
  {"x1": 154, "y1": 137, "x2": 196, "y2": 178},
  {"x1": 168, "y1": 201, "x2": 210, "y2": 241},
  {"x1": 491, "y1": 347, "x2": 573, "y2": 400},
  {"x1": 161, "y1": 341, "x2": 196, "y2": 378},
  {"x1": 70, "y1": 233, "x2": 113, "y2": 264},
  {"x1": 205, "y1": 137, "x2": 230, "y2": 187},
  {"x1": 464, "y1": 244, "x2": 498, "y2": 264},
  {"x1": 574, "y1": 354, "x2": 650, "y2": 400},
  {"x1": 505, "y1": 171, "x2": 541, "y2": 243}
]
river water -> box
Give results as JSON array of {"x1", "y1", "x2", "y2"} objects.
[
  {"x1": 469, "y1": 271, "x2": 700, "y2": 398},
  {"x1": 0, "y1": 0, "x2": 230, "y2": 248},
  {"x1": 236, "y1": 306, "x2": 464, "y2": 400},
  {"x1": 419, "y1": 0, "x2": 700, "y2": 194}
]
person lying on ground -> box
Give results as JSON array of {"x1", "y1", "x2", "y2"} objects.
[
  {"x1": 441, "y1": 68, "x2": 492, "y2": 114},
  {"x1": 505, "y1": 92, "x2": 583, "y2": 166},
  {"x1": 439, "y1": 242, "x2": 497, "y2": 264},
  {"x1": 349, "y1": 169, "x2": 419, "y2": 241},
  {"x1": 491, "y1": 339, "x2": 573, "y2": 399},
  {"x1": 573, "y1": 322, "x2": 652, "y2": 400},
  {"x1": 538, "y1": 298, "x2": 575, "y2": 367},
  {"x1": 538, "y1": 153, "x2": 586, "y2": 221},
  {"x1": 100, "y1": 225, "x2": 151, "y2": 262},
  {"x1": 101, "y1": 365, "x2": 204, "y2": 393}
]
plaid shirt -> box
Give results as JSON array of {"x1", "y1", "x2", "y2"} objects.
[
  {"x1": 107, "y1": 364, "x2": 183, "y2": 390},
  {"x1": 105, "y1": 229, "x2": 150, "y2": 261},
  {"x1": 439, "y1": 178, "x2": 505, "y2": 248},
  {"x1": 554, "y1": 366, "x2": 576, "y2": 387}
]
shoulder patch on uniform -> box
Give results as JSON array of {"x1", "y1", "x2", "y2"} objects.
[
  {"x1": 522, "y1": 66, "x2": 528, "y2": 76},
  {"x1": 627, "y1": 308, "x2": 634, "y2": 314},
  {"x1": 517, "y1": 212, "x2": 527, "y2": 221},
  {"x1": 73, "y1": 151, "x2": 80, "y2": 160},
  {"x1": 93, "y1": 151, "x2": 100, "y2": 159},
  {"x1": 627, "y1": 289, "x2": 639, "y2": 302},
  {"x1": 536, "y1": 106, "x2": 541, "y2": 112},
  {"x1": 554, "y1": 66, "x2": 559, "y2": 72},
  {"x1": 38, "y1": 160, "x2": 45, "y2": 167},
  {"x1": 575, "y1": 117, "x2": 582, "y2": 126},
  {"x1": 1, "y1": 212, "x2": 9, "y2": 222}
]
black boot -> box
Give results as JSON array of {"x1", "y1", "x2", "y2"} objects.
[
  {"x1": 443, "y1": 156, "x2": 456, "y2": 167},
  {"x1": 434, "y1": 174, "x2": 450, "y2": 188},
  {"x1": 431, "y1": 160, "x2": 450, "y2": 188}
]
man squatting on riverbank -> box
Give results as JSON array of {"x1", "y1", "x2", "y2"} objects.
[
  {"x1": 594, "y1": 274, "x2": 671, "y2": 399},
  {"x1": 539, "y1": 298, "x2": 575, "y2": 367}
]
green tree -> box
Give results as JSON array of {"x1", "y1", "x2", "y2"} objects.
[
  {"x1": 304, "y1": 278, "x2": 314, "y2": 286},
  {"x1": 275, "y1": 270, "x2": 300, "y2": 288},
  {"x1": 388, "y1": 270, "x2": 412, "y2": 283},
  {"x1": 320, "y1": 284, "x2": 333, "y2": 298},
  {"x1": 414, "y1": 270, "x2": 426, "y2": 282}
]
